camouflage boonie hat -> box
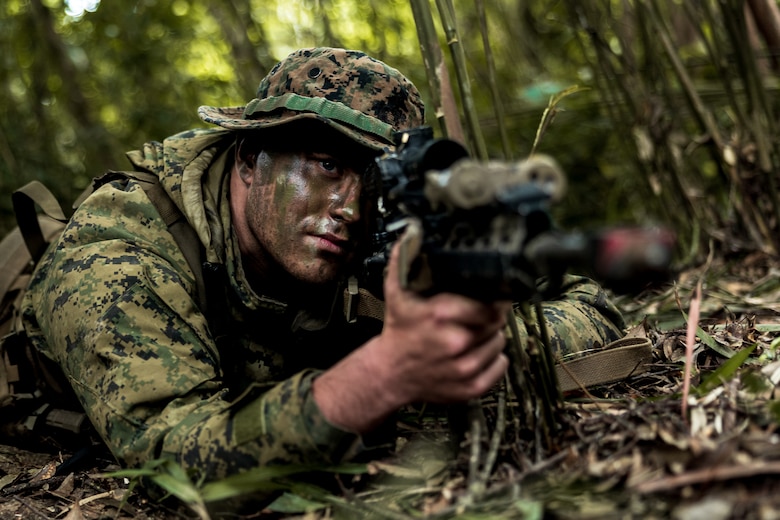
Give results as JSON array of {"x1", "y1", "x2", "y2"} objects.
[{"x1": 198, "y1": 47, "x2": 426, "y2": 150}]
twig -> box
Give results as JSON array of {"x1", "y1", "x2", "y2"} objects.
[
  {"x1": 1, "y1": 475, "x2": 67, "y2": 496},
  {"x1": 465, "y1": 402, "x2": 483, "y2": 497},
  {"x1": 634, "y1": 460, "x2": 780, "y2": 494},
  {"x1": 480, "y1": 383, "x2": 505, "y2": 485},
  {"x1": 11, "y1": 495, "x2": 52, "y2": 520},
  {"x1": 78, "y1": 488, "x2": 127, "y2": 506},
  {"x1": 682, "y1": 279, "x2": 702, "y2": 424}
]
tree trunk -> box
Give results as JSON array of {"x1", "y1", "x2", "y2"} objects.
[
  {"x1": 28, "y1": 0, "x2": 115, "y2": 174},
  {"x1": 746, "y1": 0, "x2": 780, "y2": 71},
  {"x1": 208, "y1": 1, "x2": 274, "y2": 96}
]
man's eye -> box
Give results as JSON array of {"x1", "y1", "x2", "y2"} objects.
[
  {"x1": 312, "y1": 153, "x2": 341, "y2": 175},
  {"x1": 320, "y1": 159, "x2": 337, "y2": 171}
]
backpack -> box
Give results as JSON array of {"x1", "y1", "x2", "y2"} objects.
[{"x1": 0, "y1": 173, "x2": 209, "y2": 436}]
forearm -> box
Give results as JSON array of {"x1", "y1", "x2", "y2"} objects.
[{"x1": 312, "y1": 336, "x2": 404, "y2": 434}]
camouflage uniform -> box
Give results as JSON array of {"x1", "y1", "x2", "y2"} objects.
[{"x1": 21, "y1": 48, "x2": 623, "y2": 482}]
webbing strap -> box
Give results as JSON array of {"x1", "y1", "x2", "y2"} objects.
[
  {"x1": 111, "y1": 171, "x2": 211, "y2": 317},
  {"x1": 11, "y1": 181, "x2": 68, "y2": 263},
  {"x1": 0, "y1": 218, "x2": 65, "y2": 323},
  {"x1": 343, "y1": 278, "x2": 385, "y2": 323},
  {"x1": 555, "y1": 336, "x2": 653, "y2": 392},
  {"x1": 244, "y1": 93, "x2": 395, "y2": 142},
  {"x1": 0, "y1": 228, "x2": 32, "y2": 308}
]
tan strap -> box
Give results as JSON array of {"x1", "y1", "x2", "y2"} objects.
[
  {"x1": 555, "y1": 336, "x2": 653, "y2": 392},
  {"x1": 0, "y1": 217, "x2": 64, "y2": 310},
  {"x1": 344, "y1": 277, "x2": 385, "y2": 323},
  {"x1": 12, "y1": 182, "x2": 68, "y2": 262},
  {"x1": 0, "y1": 227, "x2": 32, "y2": 305}
]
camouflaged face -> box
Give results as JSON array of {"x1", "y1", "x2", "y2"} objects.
[{"x1": 198, "y1": 47, "x2": 426, "y2": 150}]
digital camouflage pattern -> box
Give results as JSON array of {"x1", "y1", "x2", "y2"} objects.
[
  {"x1": 19, "y1": 47, "x2": 624, "y2": 484},
  {"x1": 198, "y1": 47, "x2": 425, "y2": 151}
]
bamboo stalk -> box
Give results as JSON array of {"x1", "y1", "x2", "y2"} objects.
[
  {"x1": 409, "y1": 0, "x2": 465, "y2": 142},
  {"x1": 567, "y1": 3, "x2": 682, "y2": 238},
  {"x1": 512, "y1": 303, "x2": 559, "y2": 461},
  {"x1": 435, "y1": 0, "x2": 488, "y2": 160},
  {"x1": 645, "y1": 1, "x2": 724, "y2": 156},
  {"x1": 642, "y1": 1, "x2": 771, "y2": 253},
  {"x1": 475, "y1": 0, "x2": 512, "y2": 159},
  {"x1": 686, "y1": 1, "x2": 750, "y2": 132},
  {"x1": 718, "y1": 0, "x2": 780, "y2": 253}
]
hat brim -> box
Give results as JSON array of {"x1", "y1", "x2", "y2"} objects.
[{"x1": 197, "y1": 105, "x2": 391, "y2": 151}]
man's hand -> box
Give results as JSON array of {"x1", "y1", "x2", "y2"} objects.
[{"x1": 312, "y1": 239, "x2": 510, "y2": 434}]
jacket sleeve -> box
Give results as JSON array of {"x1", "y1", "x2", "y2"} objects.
[
  {"x1": 512, "y1": 275, "x2": 626, "y2": 355},
  {"x1": 21, "y1": 181, "x2": 360, "y2": 481}
]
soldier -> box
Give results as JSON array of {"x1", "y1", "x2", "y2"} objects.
[{"x1": 21, "y1": 47, "x2": 623, "y2": 481}]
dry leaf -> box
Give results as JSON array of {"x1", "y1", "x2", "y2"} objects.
[
  {"x1": 54, "y1": 472, "x2": 76, "y2": 497},
  {"x1": 29, "y1": 460, "x2": 57, "y2": 483},
  {"x1": 63, "y1": 502, "x2": 85, "y2": 520}
]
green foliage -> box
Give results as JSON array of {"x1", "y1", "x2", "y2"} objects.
[
  {"x1": 103, "y1": 458, "x2": 367, "y2": 520},
  {"x1": 696, "y1": 342, "x2": 756, "y2": 394},
  {"x1": 5, "y1": 0, "x2": 779, "y2": 259},
  {"x1": 102, "y1": 458, "x2": 210, "y2": 519},
  {"x1": 0, "y1": 0, "x2": 643, "y2": 237}
]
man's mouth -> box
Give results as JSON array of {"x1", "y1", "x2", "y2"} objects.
[{"x1": 311, "y1": 233, "x2": 351, "y2": 255}]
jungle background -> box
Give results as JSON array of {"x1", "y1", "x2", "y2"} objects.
[{"x1": 2, "y1": 0, "x2": 780, "y2": 518}]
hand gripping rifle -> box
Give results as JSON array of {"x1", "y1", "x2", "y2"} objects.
[{"x1": 359, "y1": 126, "x2": 675, "y2": 303}]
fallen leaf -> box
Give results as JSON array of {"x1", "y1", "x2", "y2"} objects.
[{"x1": 63, "y1": 502, "x2": 85, "y2": 520}]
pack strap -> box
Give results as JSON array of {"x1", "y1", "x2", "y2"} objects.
[
  {"x1": 88, "y1": 170, "x2": 211, "y2": 317},
  {"x1": 0, "y1": 217, "x2": 66, "y2": 334},
  {"x1": 555, "y1": 336, "x2": 653, "y2": 392},
  {"x1": 130, "y1": 173, "x2": 209, "y2": 316},
  {"x1": 344, "y1": 277, "x2": 385, "y2": 323},
  {"x1": 0, "y1": 229, "x2": 34, "y2": 310},
  {"x1": 11, "y1": 181, "x2": 68, "y2": 263}
]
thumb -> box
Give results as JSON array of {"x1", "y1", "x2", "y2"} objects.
[{"x1": 384, "y1": 217, "x2": 424, "y2": 297}]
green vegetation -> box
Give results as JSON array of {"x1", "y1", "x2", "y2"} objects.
[{"x1": 4, "y1": 1, "x2": 779, "y2": 266}]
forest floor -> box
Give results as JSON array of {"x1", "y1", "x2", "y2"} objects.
[{"x1": 2, "y1": 251, "x2": 780, "y2": 519}]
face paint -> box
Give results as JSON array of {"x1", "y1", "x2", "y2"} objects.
[{"x1": 243, "y1": 148, "x2": 368, "y2": 286}]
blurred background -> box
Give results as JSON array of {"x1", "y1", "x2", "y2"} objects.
[{"x1": 2, "y1": 0, "x2": 779, "y2": 267}]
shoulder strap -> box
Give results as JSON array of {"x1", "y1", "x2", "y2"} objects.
[
  {"x1": 11, "y1": 181, "x2": 68, "y2": 263},
  {"x1": 344, "y1": 277, "x2": 385, "y2": 323},
  {"x1": 91, "y1": 171, "x2": 210, "y2": 315}
]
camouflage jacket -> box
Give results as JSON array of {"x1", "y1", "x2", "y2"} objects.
[{"x1": 21, "y1": 128, "x2": 625, "y2": 481}]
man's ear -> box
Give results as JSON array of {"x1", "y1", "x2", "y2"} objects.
[{"x1": 235, "y1": 138, "x2": 257, "y2": 184}]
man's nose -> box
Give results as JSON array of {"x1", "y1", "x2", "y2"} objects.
[{"x1": 330, "y1": 175, "x2": 362, "y2": 223}]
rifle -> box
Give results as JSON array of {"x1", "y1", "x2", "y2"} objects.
[{"x1": 360, "y1": 126, "x2": 675, "y2": 302}]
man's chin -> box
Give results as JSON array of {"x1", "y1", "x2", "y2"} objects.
[{"x1": 292, "y1": 263, "x2": 348, "y2": 287}]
